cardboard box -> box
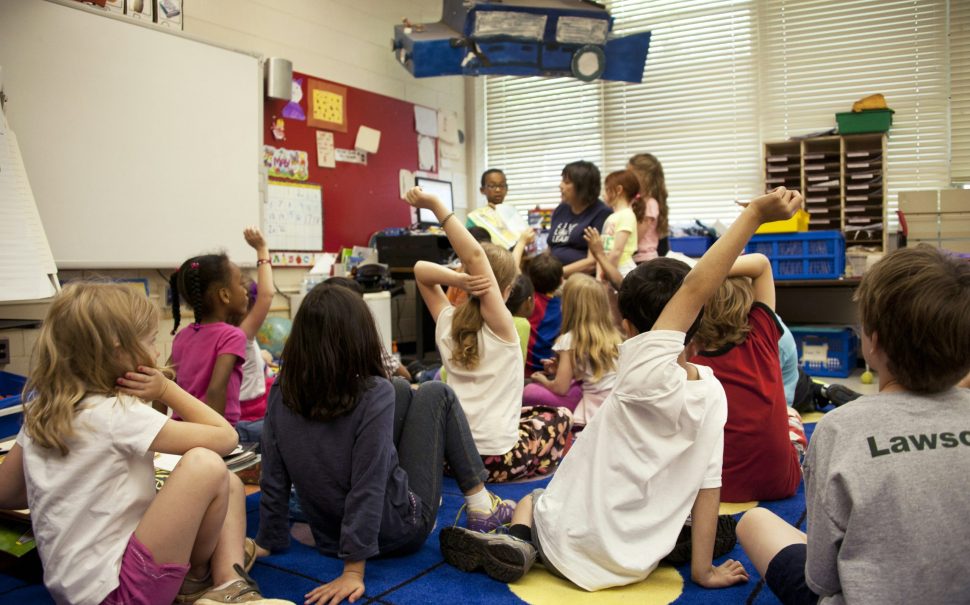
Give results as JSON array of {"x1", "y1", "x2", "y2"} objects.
[
  {"x1": 905, "y1": 215, "x2": 938, "y2": 240},
  {"x1": 155, "y1": 0, "x2": 182, "y2": 29},
  {"x1": 125, "y1": 0, "x2": 153, "y2": 21},
  {"x1": 898, "y1": 190, "x2": 938, "y2": 214},
  {"x1": 941, "y1": 189, "x2": 970, "y2": 213}
]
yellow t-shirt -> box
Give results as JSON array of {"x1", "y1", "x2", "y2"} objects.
[{"x1": 602, "y1": 207, "x2": 638, "y2": 270}]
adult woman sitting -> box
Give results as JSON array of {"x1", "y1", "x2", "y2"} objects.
[{"x1": 546, "y1": 160, "x2": 612, "y2": 277}]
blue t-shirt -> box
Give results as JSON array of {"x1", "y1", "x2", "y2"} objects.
[{"x1": 547, "y1": 201, "x2": 612, "y2": 266}]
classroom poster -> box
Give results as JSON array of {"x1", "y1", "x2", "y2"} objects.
[
  {"x1": 264, "y1": 181, "x2": 323, "y2": 251},
  {"x1": 263, "y1": 145, "x2": 309, "y2": 181},
  {"x1": 315, "y1": 131, "x2": 335, "y2": 168}
]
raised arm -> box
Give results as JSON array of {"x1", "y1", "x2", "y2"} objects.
[
  {"x1": 414, "y1": 261, "x2": 489, "y2": 322},
  {"x1": 405, "y1": 187, "x2": 516, "y2": 342},
  {"x1": 239, "y1": 226, "x2": 273, "y2": 339},
  {"x1": 512, "y1": 228, "x2": 536, "y2": 269},
  {"x1": 652, "y1": 188, "x2": 801, "y2": 334},
  {"x1": 728, "y1": 253, "x2": 775, "y2": 310}
]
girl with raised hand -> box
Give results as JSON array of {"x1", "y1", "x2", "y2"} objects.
[
  {"x1": 167, "y1": 230, "x2": 261, "y2": 436},
  {"x1": 526, "y1": 274, "x2": 622, "y2": 426},
  {"x1": 255, "y1": 283, "x2": 511, "y2": 605},
  {"x1": 406, "y1": 187, "x2": 572, "y2": 482},
  {"x1": 0, "y1": 282, "x2": 291, "y2": 605}
]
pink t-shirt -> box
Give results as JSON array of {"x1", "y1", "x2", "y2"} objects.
[
  {"x1": 171, "y1": 322, "x2": 247, "y2": 425},
  {"x1": 633, "y1": 197, "x2": 661, "y2": 263}
]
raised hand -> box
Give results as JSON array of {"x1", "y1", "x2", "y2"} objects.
[
  {"x1": 739, "y1": 187, "x2": 804, "y2": 225},
  {"x1": 244, "y1": 226, "x2": 267, "y2": 250},
  {"x1": 404, "y1": 186, "x2": 439, "y2": 210}
]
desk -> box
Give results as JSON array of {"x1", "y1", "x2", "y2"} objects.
[{"x1": 776, "y1": 278, "x2": 862, "y2": 325}]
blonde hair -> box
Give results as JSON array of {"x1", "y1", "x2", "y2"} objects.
[
  {"x1": 559, "y1": 274, "x2": 621, "y2": 381},
  {"x1": 694, "y1": 277, "x2": 755, "y2": 350},
  {"x1": 23, "y1": 282, "x2": 161, "y2": 455},
  {"x1": 450, "y1": 243, "x2": 517, "y2": 370}
]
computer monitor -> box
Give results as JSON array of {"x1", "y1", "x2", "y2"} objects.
[{"x1": 414, "y1": 176, "x2": 454, "y2": 225}]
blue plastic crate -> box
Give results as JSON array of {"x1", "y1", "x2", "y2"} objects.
[
  {"x1": 670, "y1": 236, "x2": 715, "y2": 257},
  {"x1": 746, "y1": 231, "x2": 845, "y2": 280},
  {"x1": 0, "y1": 371, "x2": 26, "y2": 438},
  {"x1": 789, "y1": 326, "x2": 857, "y2": 378}
]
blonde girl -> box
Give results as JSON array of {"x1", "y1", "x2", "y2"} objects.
[
  {"x1": 407, "y1": 187, "x2": 572, "y2": 482},
  {"x1": 628, "y1": 153, "x2": 670, "y2": 262},
  {"x1": 528, "y1": 274, "x2": 622, "y2": 426},
  {"x1": 0, "y1": 282, "x2": 291, "y2": 605}
]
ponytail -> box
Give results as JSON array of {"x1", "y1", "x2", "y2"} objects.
[
  {"x1": 169, "y1": 270, "x2": 182, "y2": 334},
  {"x1": 171, "y1": 253, "x2": 231, "y2": 333}
]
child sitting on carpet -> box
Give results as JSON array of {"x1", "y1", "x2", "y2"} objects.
[
  {"x1": 254, "y1": 283, "x2": 513, "y2": 605},
  {"x1": 689, "y1": 253, "x2": 805, "y2": 502},
  {"x1": 737, "y1": 245, "x2": 970, "y2": 605},
  {"x1": 505, "y1": 273, "x2": 535, "y2": 362},
  {"x1": 0, "y1": 282, "x2": 288, "y2": 605},
  {"x1": 234, "y1": 227, "x2": 274, "y2": 443},
  {"x1": 525, "y1": 252, "x2": 566, "y2": 376},
  {"x1": 439, "y1": 187, "x2": 804, "y2": 591},
  {"x1": 526, "y1": 273, "x2": 621, "y2": 426},
  {"x1": 407, "y1": 187, "x2": 572, "y2": 482}
]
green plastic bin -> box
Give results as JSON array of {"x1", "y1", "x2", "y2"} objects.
[{"x1": 836, "y1": 109, "x2": 894, "y2": 134}]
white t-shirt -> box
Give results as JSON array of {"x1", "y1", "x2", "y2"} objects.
[
  {"x1": 435, "y1": 305, "x2": 522, "y2": 455},
  {"x1": 18, "y1": 394, "x2": 168, "y2": 605},
  {"x1": 534, "y1": 330, "x2": 727, "y2": 591},
  {"x1": 239, "y1": 337, "x2": 267, "y2": 401},
  {"x1": 553, "y1": 331, "x2": 617, "y2": 426}
]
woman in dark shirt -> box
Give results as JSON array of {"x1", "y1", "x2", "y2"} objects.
[
  {"x1": 547, "y1": 160, "x2": 613, "y2": 277},
  {"x1": 255, "y1": 284, "x2": 514, "y2": 605}
]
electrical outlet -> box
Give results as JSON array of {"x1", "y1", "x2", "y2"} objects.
[{"x1": 0, "y1": 339, "x2": 9, "y2": 365}]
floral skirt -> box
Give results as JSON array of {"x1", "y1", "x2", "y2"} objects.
[{"x1": 481, "y1": 405, "x2": 573, "y2": 483}]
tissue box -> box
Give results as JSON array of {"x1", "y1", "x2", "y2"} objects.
[{"x1": 155, "y1": 0, "x2": 182, "y2": 28}]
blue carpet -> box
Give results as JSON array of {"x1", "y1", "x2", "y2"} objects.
[{"x1": 0, "y1": 422, "x2": 818, "y2": 604}]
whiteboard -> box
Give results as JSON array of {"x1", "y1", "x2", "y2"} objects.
[
  {"x1": 0, "y1": 0, "x2": 262, "y2": 269},
  {"x1": 264, "y1": 182, "x2": 323, "y2": 251}
]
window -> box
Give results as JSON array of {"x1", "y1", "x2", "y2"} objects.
[{"x1": 483, "y1": 0, "x2": 959, "y2": 226}]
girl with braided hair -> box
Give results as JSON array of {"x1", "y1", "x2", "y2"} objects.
[{"x1": 168, "y1": 229, "x2": 267, "y2": 429}]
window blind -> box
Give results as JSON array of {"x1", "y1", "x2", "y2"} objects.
[
  {"x1": 760, "y1": 0, "x2": 950, "y2": 221},
  {"x1": 483, "y1": 0, "x2": 956, "y2": 226},
  {"x1": 952, "y1": 0, "x2": 970, "y2": 184}
]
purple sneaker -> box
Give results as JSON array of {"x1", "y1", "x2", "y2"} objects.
[{"x1": 466, "y1": 492, "x2": 516, "y2": 533}]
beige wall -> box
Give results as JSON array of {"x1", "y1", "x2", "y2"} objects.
[{"x1": 1, "y1": 0, "x2": 468, "y2": 376}]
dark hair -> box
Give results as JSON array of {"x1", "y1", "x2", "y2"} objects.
[
  {"x1": 468, "y1": 226, "x2": 493, "y2": 243},
  {"x1": 170, "y1": 253, "x2": 232, "y2": 334},
  {"x1": 605, "y1": 170, "x2": 643, "y2": 221},
  {"x1": 506, "y1": 274, "x2": 535, "y2": 315},
  {"x1": 528, "y1": 253, "x2": 564, "y2": 295},
  {"x1": 854, "y1": 245, "x2": 970, "y2": 394},
  {"x1": 480, "y1": 168, "x2": 506, "y2": 188},
  {"x1": 326, "y1": 275, "x2": 364, "y2": 296},
  {"x1": 279, "y1": 284, "x2": 387, "y2": 421},
  {"x1": 562, "y1": 161, "x2": 601, "y2": 208},
  {"x1": 619, "y1": 258, "x2": 703, "y2": 342}
]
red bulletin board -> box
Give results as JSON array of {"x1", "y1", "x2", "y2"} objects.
[{"x1": 264, "y1": 71, "x2": 421, "y2": 251}]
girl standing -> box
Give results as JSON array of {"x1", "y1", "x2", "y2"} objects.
[
  {"x1": 168, "y1": 229, "x2": 264, "y2": 432},
  {"x1": 407, "y1": 187, "x2": 572, "y2": 482},
  {"x1": 0, "y1": 282, "x2": 291, "y2": 605},
  {"x1": 255, "y1": 284, "x2": 513, "y2": 605},
  {"x1": 526, "y1": 274, "x2": 622, "y2": 426},
  {"x1": 628, "y1": 153, "x2": 670, "y2": 262},
  {"x1": 587, "y1": 170, "x2": 641, "y2": 284}
]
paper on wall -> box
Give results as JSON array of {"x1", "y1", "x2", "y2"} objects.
[
  {"x1": 414, "y1": 106, "x2": 438, "y2": 137},
  {"x1": 355, "y1": 125, "x2": 381, "y2": 154},
  {"x1": 418, "y1": 135, "x2": 436, "y2": 172},
  {"x1": 316, "y1": 131, "x2": 335, "y2": 168},
  {"x1": 439, "y1": 140, "x2": 462, "y2": 161},
  {"x1": 399, "y1": 169, "x2": 415, "y2": 198},
  {"x1": 437, "y1": 110, "x2": 459, "y2": 144},
  {"x1": 335, "y1": 148, "x2": 367, "y2": 165}
]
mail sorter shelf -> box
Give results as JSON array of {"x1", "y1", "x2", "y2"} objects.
[{"x1": 764, "y1": 134, "x2": 887, "y2": 252}]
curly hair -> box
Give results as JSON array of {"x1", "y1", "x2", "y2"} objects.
[{"x1": 693, "y1": 277, "x2": 755, "y2": 350}]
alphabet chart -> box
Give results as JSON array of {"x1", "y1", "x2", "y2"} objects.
[{"x1": 264, "y1": 181, "x2": 323, "y2": 251}]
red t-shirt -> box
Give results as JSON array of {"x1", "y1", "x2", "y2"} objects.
[{"x1": 690, "y1": 303, "x2": 801, "y2": 502}]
